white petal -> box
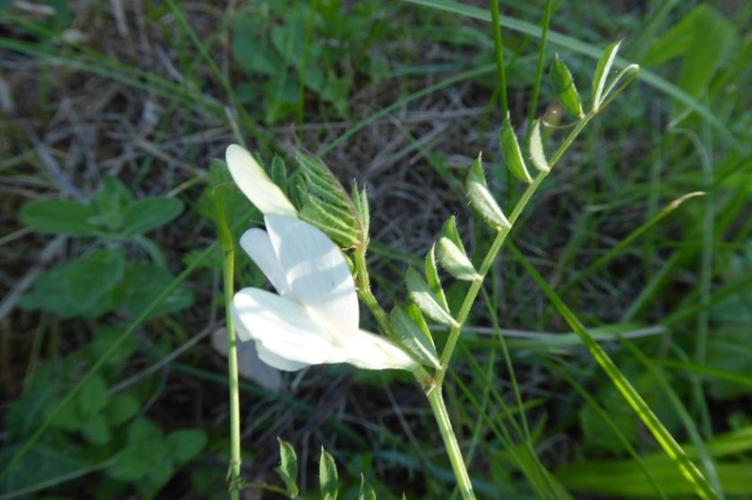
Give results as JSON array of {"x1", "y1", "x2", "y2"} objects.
[
  {"x1": 226, "y1": 144, "x2": 297, "y2": 217},
  {"x1": 239, "y1": 228, "x2": 291, "y2": 297},
  {"x1": 232, "y1": 287, "x2": 335, "y2": 366},
  {"x1": 265, "y1": 214, "x2": 359, "y2": 334},
  {"x1": 255, "y1": 343, "x2": 310, "y2": 372},
  {"x1": 338, "y1": 329, "x2": 417, "y2": 370}
]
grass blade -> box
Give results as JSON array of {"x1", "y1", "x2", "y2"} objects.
[
  {"x1": 508, "y1": 242, "x2": 719, "y2": 500},
  {"x1": 526, "y1": 0, "x2": 553, "y2": 136}
]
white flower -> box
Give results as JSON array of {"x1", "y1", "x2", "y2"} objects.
[{"x1": 225, "y1": 145, "x2": 416, "y2": 372}]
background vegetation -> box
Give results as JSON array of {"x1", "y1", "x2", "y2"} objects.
[{"x1": 1, "y1": 0, "x2": 751, "y2": 497}]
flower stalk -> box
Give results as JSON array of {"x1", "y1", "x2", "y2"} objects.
[
  {"x1": 427, "y1": 388, "x2": 476, "y2": 499},
  {"x1": 214, "y1": 194, "x2": 242, "y2": 500}
]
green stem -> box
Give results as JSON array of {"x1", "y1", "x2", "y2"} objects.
[
  {"x1": 353, "y1": 247, "x2": 393, "y2": 337},
  {"x1": 489, "y1": 0, "x2": 508, "y2": 117},
  {"x1": 426, "y1": 388, "x2": 476, "y2": 499},
  {"x1": 525, "y1": 0, "x2": 553, "y2": 139},
  {"x1": 214, "y1": 196, "x2": 242, "y2": 500}
]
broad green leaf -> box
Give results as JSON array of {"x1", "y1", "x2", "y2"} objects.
[
  {"x1": 167, "y1": 429, "x2": 207, "y2": 464},
  {"x1": 144, "y1": 451, "x2": 174, "y2": 495},
  {"x1": 50, "y1": 396, "x2": 83, "y2": 432},
  {"x1": 436, "y1": 237, "x2": 479, "y2": 281},
  {"x1": 551, "y1": 54, "x2": 583, "y2": 118},
  {"x1": 87, "y1": 324, "x2": 139, "y2": 370},
  {"x1": 114, "y1": 262, "x2": 194, "y2": 319},
  {"x1": 109, "y1": 445, "x2": 148, "y2": 481},
  {"x1": 232, "y1": 16, "x2": 277, "y2": 75},
  {"x1": 271, "y1": 21, "x2": 306, "y2": 65},
  {"x1": 66, "y1": 250, "x2": 124, "y2": 309},
  {"x1": 642, "y1": 5, "x2": 735, "y2": 105},
  {"x1": 406, "y1": 267, "x2": 457, "y2": 327},
  {"x1": 465, "y1": 154, "x2": 510, "y2": 229},
  {"x1": 106, "y1": 393, "x2": 139, "y2": 426},
  {"x1": 20, "y1": 200, "x2": 98, "y2": 236},
  {"x1": 528, "y1": 119, "x2": 550, "y2": 173},
  {"x1": 677, "y1": 6, "x2": 735, "y2": 102},
  {"x1": 109, "y1": 418, "x2": 171, "y2": 484},
  {"x1": 319, "y1": 447, "x2": 339, "y2": 500},
  {"x1": 5, "y1": 373, "x2": 56, "y2": 437},
  {"x1": 78, "y1": 374, "x2": 108, "y2": 416},
  {"x1": 424, "y1": 244, "x2": 449, "y2": 310},
  {"x1": 19, "y1": 249, "x2": 124, "y2": 318},
  {"x1": 89, "y1": 176, "x2": 133, "y2": 231},
  {"x1": 390, "y1": 307, "x2": 440, "y2": 368},
  {"x1": 81, "y1": 412, "x2": 111, "y2": 445},
  {"x1": 500, "y1": 118, "x2": 533, "y2": 183},
  {"x1": 0, "y1": 444, "x2": 88, "y2": 494},
  {"x1": 592, "y1": 41, "x2": 622, "y2": 111},
  {"x1": 127, "y1": 418, "x2": 163, "y2": 445},
  {"x1": 121, "y1": 197, "x2": 184, "y2": 237},
  {"x1": 276, "y1": 438, "x2": 299, "y2": 497}
]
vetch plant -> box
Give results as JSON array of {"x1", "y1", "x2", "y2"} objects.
[{"x1": 212, "y1": 37, "x2": 714, "y2": 499}]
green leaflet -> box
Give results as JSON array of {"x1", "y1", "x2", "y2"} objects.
[
  {"x1": 406, "y1": 267, "x2": 457, "y2": 327},
  {"x1": 319, "y1": 447, "x2": 339, "y2": 500},
  {"x1": 592, "y1": 41, "x2": 621, "y2": 111},
  {"x1": 551, "y1": 54, "x2": 584, "y2": 118},
  {"x1": 501, "y1": 117, "x2": 533, "y2": 184},
  {"x1": 436, "y1": 237, "x2": 479, "y2": 281},
  {"x1": 528, "y1": 119, "x2": 550, "y2": 173},
  {"x1": 390, "y1": 306, "x2": 440, "y2": 368},
  {"x1": 276, "y1": 438, "x2": 299, "y2": 497},
  {"x1": 465, "y1": 154, "x2": 510, "y2": 229}
]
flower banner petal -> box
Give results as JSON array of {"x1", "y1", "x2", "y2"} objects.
[{"x1": 225, "y1": 144, "x2": 297, "y2": 218}]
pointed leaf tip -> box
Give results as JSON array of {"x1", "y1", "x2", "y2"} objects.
[
  {"x1": 592, "y1": 40, "x2": 622, "y2": 111},
  {"x1": 528, "y1": 119, "x2": 550, "y2": 173},
  {"x1": 436, "y1": 236, "x2": 479, "y2": 281},
  {"x1": 319, "y1": 447, "x2": 339, "y2": 500},
  {"x1": 390, "y1": 307, "x2": 440, "y2": 368},
  {"x1": 465, "y1": 155, "x2": 510, "y2": 230},
  {"x1": 276, "y1": 438, "x2": 299, "y2": 497},
  {"x1": 551, "y1": 54, "x2": 584, "y2": 118},
  {"x1": 501, "y1": 117, "x2": 533, "y2": 184},
  {"x1": 425, "y1": 244, "x2": 449, "y2": 310},
  {"x1": 406, "y1": 268, "x2": 457, "y2": 327}
]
